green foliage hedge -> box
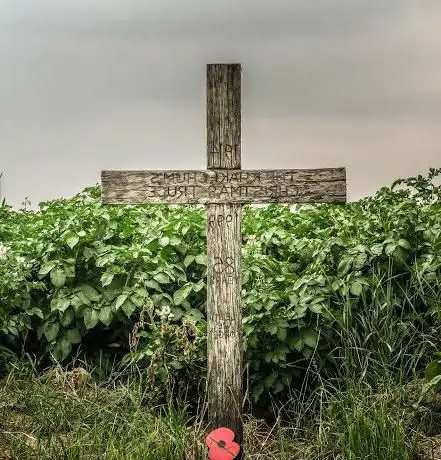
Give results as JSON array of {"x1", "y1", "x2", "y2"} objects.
[{"x1": 1, "y1": 169, "x2": 440, "y2": 400}]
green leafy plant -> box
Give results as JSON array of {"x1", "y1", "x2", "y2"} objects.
[{"x1": 0, "y1": 170, "x2": 440, "y2": 401}]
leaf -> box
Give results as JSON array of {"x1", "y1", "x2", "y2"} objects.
[
  {"x1": 252, "y1": 383, "x2": 265, "y2": 402},
  {"x1": 8, "y1": 325, "x2": 18, "y2": 336},
  {"x1": 195, "y1": 254, "x2": 207, "y2": 265},
  {"x1": 71, "y1": 292, "x2": 90, "y2": 308},
  {"x1": 44, "y1": 323, "x2": 60, "y2": 342},
  {"x1": 84, "y1": 309, "x2": 99, "y2": 329},
  {"x1": 169, "y1": 236, "x2": 181, "y2": 246},
  {"x1": 185, "y1": 309, "x2": 204, "y2": 322},
  {"x1": 27, "y1": 307, "x2": 44, "y2": 319},
  {"x1": 134, "y1": 287, "x2": 148, "y2": 298},
  {"x1": 370, "y1": 243, "x2": 383, "y2": 256},
  {"x1": 181, "y1": 299, "x2": 191, "y2": 310},
  {"x1": 426, "y1": 361, "x2": 441, "y2": 383},
  {"x1": 95, "y1": 253, "x2": 115, "y2": 267},
  {"x1": 115, "y1": 294, "x2": 128, "y2": 310},
  {"x1": 65, "y1": 329, "x2": 81, "y2": 344},
  {"x1": 99, "y1": 306, "x2": 113, "y2": 326},
  {"x1": 302, "y1": 329, "x2": 318, "y2": 348},
  {"x1": 292, "y1": 305, "x2": 308, "y2": 319},
  {"x1": 350, "y1": 281, "x2": 363, "y2": 296},
  {"x1": 51, "y1": 268, "x2": 66, "y2": 288},
  {"x1": 153, "y1": 273, "x2": 170, "y2": 284},
  {"x1": 385, "y1": 243, "x2": 396, "y2": 256},
  {"x1": 184, "y1": 255, "x2": 195, "y2": 267},
  {"x1": 264, "y1": 351, "x2": 274, "y2": 363},
  {"x1": 289, "y1": 336, "x2": 304, "y2": 352},
  {"x1": 54, "y1": 339, "x2": 72, "y2": 361},
  {"x1": 422, "y1": 375, "x2": 441, "y2": 397},
  {"x1": 173, "y1": 284, "x2": 193, "y2": 306},
  {"x1": 83, "y1": 247, "x2": 94, "y2": 260},
  {"x1": 37, "y1": 326, "x2": 44, "y2": 340},
  {"x1": 81, "y1": 285, "x2": 100, "y2": 302},
  {"x1": 353, "y1": 253, "x2": 367, "y2": 269},
  {"x1": 331, "y1": 280, "x2": 341, "y2": 291},
  {"x1": 193, "y1": 281, "x2": 204, "y2": 293},
  {"x1": 60, "y1": 309, "x2": 75, "y2": 327},
  {"x1": 398, "y1": 239, "x2": 411, "y2": 250},
  {"x1": 131, "y1": 294, "x2": 145, "y2": 307},
  {"x1": 51, "y1": 297, "x2": 70, "y2": 313},
  {"x1": 293, "y1": 278, "x2": 304, "y2": 291},
  {"x1": 274, "y1": 346, "x2": 288, "y2": 362},
  {"x1": 63, "y1": 264, "x2": 75, "y2": 279},
  {"x1": 100, "y1": 272, "x2": 114, "y2": 287},
  {"x1": 337, "y1": 258, "x2": 352, "y2": 276},
  {"x1": 146, "y1": 280, "x2": 162, "y2": 292},
  {"x1": 277, "y1": 327, "x2": 287, "y2": 341},
  {"x1": 38, "y1": 261, "x2": 58, "y2": 277},
  {"x1": 159, "y1": 236, "x2": 170, "y2": 246},
  {"x1": 264, "y1": 373, "x2": 277, "y2": 388},
  {"x1": 121, "y1": 299, "x2": 136, "y2": 318},
  {"x1": 309, "y1": 303, "x2": 324, "y2": 314},
  {"x1": 274, "y1": 381, "x2": 284, "y2": 393},
  {"x1": 289, "y1": 294, "x2": 299, "y2": 305},
  {"x1": 66, "y1": 234, "x2": 80, "y2": 249}
]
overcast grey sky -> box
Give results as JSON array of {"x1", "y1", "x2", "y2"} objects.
[{"x1": 0, "y1": 0, "x2": 440, "y2": 207}]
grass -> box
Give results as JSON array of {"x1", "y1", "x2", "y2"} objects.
[
  {"x1": 2, "y1": 274, "x2": 441, "y2": 459},
  {"x1": 334, "y1": 385, "x2": 418, "y2": 460},
  {"x1": 0, "y1": 366, "x2": 207, "y2": 459},
  {"x1": 2, "y1": 366, "x2": 441, "y2": 459}
]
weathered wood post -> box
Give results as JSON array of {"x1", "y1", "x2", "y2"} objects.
[
  {"x1": 206, "y1": 64, "x2": 243, "y2": 441},
  {"x1": 101, "y1": 62, "x2": 347, "y2": 456}
]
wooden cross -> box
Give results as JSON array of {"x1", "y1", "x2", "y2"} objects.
[{"x1": 101, "y1": 64, "x2": 346, "y2": 443}]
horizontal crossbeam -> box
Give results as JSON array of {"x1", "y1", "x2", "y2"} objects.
[{"x1": 102, "y1": 168, "x2": 346, "y2": 205}]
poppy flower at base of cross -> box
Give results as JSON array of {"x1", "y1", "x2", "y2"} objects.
[{"x1": 205, "y1": 427, "x2": 241, "y2": 460}]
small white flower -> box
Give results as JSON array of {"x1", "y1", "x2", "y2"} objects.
[
  {"x1": 158, "y1": 305, "x2": 174, "y2": 321},
  {"x1": 0, "y1": 243, "x2": 10, "y2": 259},
  {"x1": 16, "y1": 256, "x2": 26, "y2": 265}
]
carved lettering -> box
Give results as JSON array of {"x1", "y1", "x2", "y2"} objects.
[
  {"x1": 102, "y1": 168, "x2": 346, "y2": 204},
  {"x1": 144, "y1": 183, "x2": 304, "y2": 201},
  {"x1": 208, "y1": 213, "x2": 235, "y2": 230},
  {"x1": 212, "y1": 256, "x2": 235, "y2": 276},
  {"x1": 218, "y1": 185, "x2": 230, "y2": 198},
  {"x1": 208, "y1": 144, "x2": 240, "y2": 168},
  {"x1": 211, "y1": 323, "x2": 241, "y2": 339}
]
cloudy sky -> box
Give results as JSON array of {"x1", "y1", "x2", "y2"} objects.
[{"x1": 0, "y1": 0, "x2": 440, "y2": 207}]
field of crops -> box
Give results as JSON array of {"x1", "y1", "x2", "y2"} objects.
[{"x1": 1, "y1": 169, "x2": 441, "y2": 459}]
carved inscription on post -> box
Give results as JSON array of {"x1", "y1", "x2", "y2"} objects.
[
  {"x1": 102, "y1": 168, "x2": 346, "y2": 204},
  {"x1": 207, "y1": 64, "x2": 241, "y2": 170},
  {"x1": 206, "y1": 203, "x2": 242, "y2": 438},
  {"x1": 206, "y1": 63, "x2": 243, "y2": 442},
  {"x1": 208, "y1": 143, "x2": 240, "y2": 168}
]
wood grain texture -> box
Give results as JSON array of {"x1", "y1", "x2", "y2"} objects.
[
  {"x1": 207, "y1": 64, "x2": 241, "y2": 169},
  {"x1": 206, "y1": 203, "x2": 243, "y2": 440},
  {"x1": 101, "y1": 168, "x2": 346, "y2": 205},
  {"x1": 206, "y1": 63, "x2": 243, "y2": 442}
]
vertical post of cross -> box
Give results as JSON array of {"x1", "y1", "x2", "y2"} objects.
[{"x1": 206, "y1": 64, "x2": 243, "y2": 442}]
